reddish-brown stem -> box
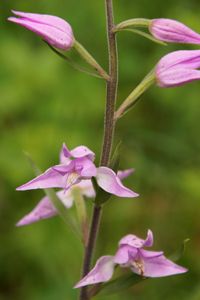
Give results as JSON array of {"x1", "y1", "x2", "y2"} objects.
[{"x1": 79, "y1": 1, "x2": 118, "y2": 299}]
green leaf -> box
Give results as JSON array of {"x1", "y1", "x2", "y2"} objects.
[
  {"x1": 110, "y1": 141, "x2": 122, "y2": 172},
  {"x1": 169, "y1": 238, "x2": 190, "y2": 262},
  {"x1": 90, "y1": 273, "x2": 145, "y2": 297}
]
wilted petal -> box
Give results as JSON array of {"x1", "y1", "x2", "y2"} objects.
[
  {"x1": 96, "y1": 167, "x2": 139, "y2": 198},
  {"x1": 117, "y1": 169, "x2": 134, "y2": 180},
  {"x1": 119, "y1": 230, "x2": 153, "y2": 248},
  {"x1": 8, "y1": 10, "x2": 74, "y2": 50},
  {"x1": 74, "y1": 256, "x2": 115, "y2": 288},
  {"x1": 139, "y1": 253, "x2": 188, "y2": 277},
  {"x1": 16, "y1": 167, "x2": 68, "y2": 190},
  {"x1": 150, "y1": 18, "x2": 200, "y2": 44}
]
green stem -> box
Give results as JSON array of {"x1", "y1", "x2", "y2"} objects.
[{"x1": 79, "y1": 1, "x2": 118, "y2": 299}]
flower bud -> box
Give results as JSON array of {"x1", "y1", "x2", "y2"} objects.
[
  {"x1": 150, "y1": 18, "x2": 200, "y2": 44},
  {"x1": 8, "y1": 10, "x2": 74, "y2": 50},
  {"x1": 155, "y1": 50, "x2": 200, "y2": 87}
]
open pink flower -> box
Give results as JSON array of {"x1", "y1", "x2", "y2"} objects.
[
  {"x1": 75, "y1": 230, "x2": 187, "y2": 288},
  {"x1": 16, "y1": 169, "x2": 134, "y2": 226},
  {"x1": 17, "y1": 143, "x2": 138, "y2": 198},
  {"x1": 156, "y1": 50, "x2": 200, "y2": 87},
  {"x1": 8, "y1": 10, "x2": 74, "y2": 50},
  {"x1": 150, "y1": 18, "x2": 200, "y2": 44}
]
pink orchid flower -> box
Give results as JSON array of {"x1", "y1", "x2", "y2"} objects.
[
  {"x1": 17, "y1": 169, "x2": 134, "y2": 226},
  {"x1": 150, "y1": 18, "x2": 200, "y2": 44},
  {"x1": 8, "y1": 10, "x2": 74, "y2": 50},
  {"x1": 17, "y1": 143, "x2": 138, "y2": 198},
  {"x1": 156, "y1": 50, "x2": 200, "y2": 87},
  {"x1": 75, "y1": 230, "x2": 187, "y2": 288}
]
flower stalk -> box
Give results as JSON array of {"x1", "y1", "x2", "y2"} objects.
[
  {"x1": 115, "y1": 70, "x2": 155, "y2": 120},
  {"x1": 79, "y1": 0, "x2": 118, "y2": 299},
  {"x1": 74, "y1": 40, "x2": 110, "y2": 81},
  {"x1": 114, "y1": 18, "x2": 151, "y2": 31}
]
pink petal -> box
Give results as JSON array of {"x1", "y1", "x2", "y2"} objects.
[
  {"x1": 60, "y1": 143, "x2": 71, "y2": 164},
  {"x1": 140, "y1": 249, "x2": 163, "y2": 258},
  {"x1": 156, "y1": 67, "x2": 200, "y2": 87},
  {"x1": 70, "y1": 146, "x2": 95, "y2": 161},
  {"x1": 143, "y1": 230, "x2": 154, "y2": 247},
  {"x1": 16, "y1": 197, "x2": 57, "y2": 226},
  {"x1": 52, "y1": 162, "x2": 75, "y2": 175},
  {"x1": 117, "y1": 168, "x2": 134, "y2": 180},
  {"x1": 8, "y1": 17, "x2": 73, "y2": 50},
  {"x1": 119, "y1": 230, "x2": 153, "y2": 248},
  {"x1": 11, "y1": 10, "x2": 72, "y2": 33},
  {"x1": 16, "y1": 167, "x2": 68, "y2": 190},
  {"x1": 156, "y1": 50, "x2": 200, "y2": 72},
  {"x1": 96, "y1": 167, "x2": 139, "y2": 198},
  {"x1": 16, "y1": 190, "x2": 73, "y2": 226},
  {"x1": 140, "y1": 254, "x2": 187, "y2": 277},
  {"x1": 76, "y1": 158, "x2": 97, "y2": 178},
  {"x1": 74, "y1": 256, "x2": 115, "y2": 288},
  {"x1": 150, "y1": 19, "x2": 200, "y2": 44},
  {"x1": 114, "y1": 245, "x2": 137, "y2": 264}
]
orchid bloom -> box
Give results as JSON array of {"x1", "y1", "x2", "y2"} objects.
[
  {"x1": 155, "y1": 50, "x2": 200, "y2": 87},
  {"x1": 17, "y1": 143, "x2": 138, "y2": 199},
  {"x1": 17, "y1": 169, "x2": 134, "y2": 226},
  {"x1": 8, "y1": 10, "x2": 74, "y2": 50},
  {"x1": 75, "y1": 230, "x2": 187, "y2": 288},
  {"x1": 149, "y1": 18, "x2": 200, "y2": 44}
]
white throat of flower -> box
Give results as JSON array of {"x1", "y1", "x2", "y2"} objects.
[
  {"x1": 131, "y1": 258, "x2": 144, "y2": 276},
  {"x1": 66, "y1": 172, "x2": 80, "y2": 186}
]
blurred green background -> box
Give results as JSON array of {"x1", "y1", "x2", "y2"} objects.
[{"x1": 1, "y1": 0, "x2": 200, "y2": 299}]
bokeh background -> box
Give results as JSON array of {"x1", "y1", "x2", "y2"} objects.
[{"x1": 1, "y1": 0, "x2": 200, "y2": 299}]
